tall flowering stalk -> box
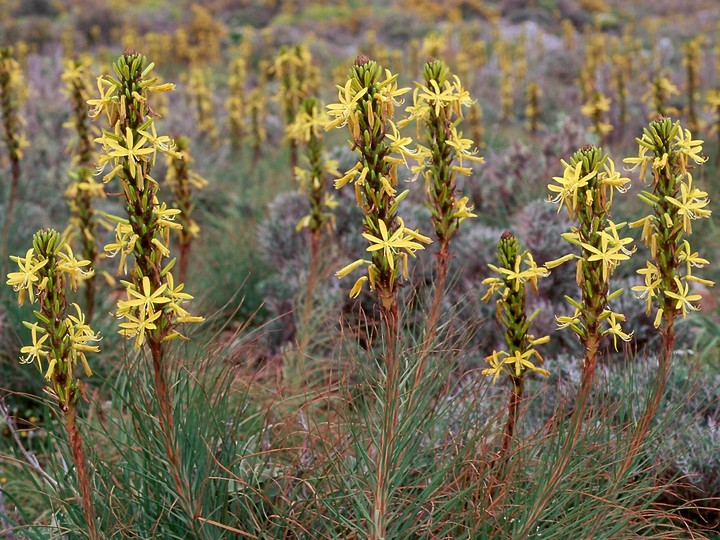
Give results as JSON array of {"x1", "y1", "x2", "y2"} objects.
[
  {"x1": 682, "y1": 38, "x2": 701, "y2": 132},
  {"x1": 481, "y1": 231, "x2": 549, "y2": 455},
  {"x1": 0, "y1": 47, "x2": 28, "y2": 266},
  {"x1": 226, "y1": 56, "x2": 247, "y2": 150},
  {"x1": 547, "y1": 146, "x2": 633, "y2": 395},
  {"x1": 497, "y1": 41, "x2": 513, "y2": 122},
  {"x1": 287, "y1": 97, "x2": 339, "y2": 341},
  {"x1": 581, "y1": 90, "x2": 613, "y2": 143},
  {"x1": 399, "y1": 59, "x2": 482, "y2": 353},
  {"x1": 621, "y1": 116, "x2": 710, "y2": 468},
  {"x1": 625, "y1": 117, "x2": 711, "y2": 373},
  {"x1": 327, "y1": 55, "x2": 430, "y2": 540},
  {"x1": 611, "y1": 53, "x2": 628, "y2": 133},
  {"x1": 6, "y1": 229, "x2": 99, "y2": 539},
  {"x1": 272, "y1": 44, "x2": 318, "y2": 181},
  {"x1": 643, "y1": 75, "x2": 679, "y2": 118},
  {"x1": 185, "y1": 64, "x2": 218, "y2": 147},
  {"x1": 164, "y1": 136, "x2": 207, "y2": 282},
  {"x1": 62, "y1": 57, "x2": 104, "y2": 321},
  {"x1": 90, "y1": 51, "x2": 204, "y2": 531},
  {"x1": 525, "y1": 81, "x2": 541, "y2": 136},
  {"x1": 248, "y1": 85, "x2": 267, "y2": 174}
]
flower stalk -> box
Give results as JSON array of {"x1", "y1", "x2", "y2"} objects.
[
  {"x1": 547, "y1": 145, "x2": 633, "y2": 395},
  {"x1": 90, "y1": 50, "x2": 205, "y2": 536},
  {"x1": 273, "y1": 44, "x2": 318, "y2": 182},
  {"x1": 6, "y1": 229, "x2": 99, "y2": 539},
  {"x1": 327, "y1": 54, "x2": 430, "y2": 540},
  {"x1": 0, "y1": 47, "x2": 28, "y2": 269},
  {"x1": 288, "y1": 97, "x2": 338, "y2": 329},
  {"x1": 62, "y1": 57, "x2": 104, "y2": 321},
  {"x1": 481, "y1": 231, "x2": 550, "y2": 455},
  {"x1": 400, "y1": 58, "x2": 482, "y2": 361},
  {"x1": 164, "y1": 136, "x2": 207, "y2": 282}
]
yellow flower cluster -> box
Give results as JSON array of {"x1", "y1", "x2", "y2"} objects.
[
  {"x1": 625, "y1": 118, "x2": 712, "y2": 328},
  {"x1": 90, "y1": 51, "x2": 203, "y2": 350},
  {"x1": 0, "y1": 47, "x2": 29, "y2": 163},
  {"x1": 287, "y1": 97, "x2": 339, "y2": 234},
  {"x1": 580, "y1": 91, "x2": 613, "y2": 138},
  {"x1": 6, "y1": 230, "x2": 98, "y2": 407},
  {"x1": 547, "y1": 146, "x2": 633, "y2": 388},
  {"x1": 327, "y1": 56, "x2": 431, "y2": 305},
  {"x1": 481, "y1": 232, "x2": 550, "y2": 383}
]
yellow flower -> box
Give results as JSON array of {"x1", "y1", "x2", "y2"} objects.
[
  {"x1": 6, "y1": 249, "x2": 48, "y2": 305},
  {"x1": 362, "y1": 220, "x2": 425, "y2": 272},
  {"x1": 19, "y1": 322, "x2": 48, "y2": 365},
  {"x1": 117, "y1": 276, "x2": 171, "y2": 318},
  {"x1": 87, "y1": 76, "x2": 116, "y2": 120},
  {"x1": 603, "y1": 311, "x2": 633, "y2": 350},
  {"x1": 118, "y1": 309, "x2": 163, "y2": 349},
  {"x1": 665, "y1": 174, "x2": 711, "y2": 234},
  {"x1": 101, "y1": 127, "x2": 155, "y2": 182},
  {"x1": 325, "y1": 80, "x2": 367, "y2": 134},
  {"x1": 482, "y1": 350, "x2": 506, "y2": 383},
  {"x1": 349, "y1": 276, "x2": 368, "y2": 298},
  {"x1": 548, "y1": 160, "x2": 597, "y2": 219},
  {"x1": 336, "y1": 258, "x2": 370, "y2": 279},
  {"x1": 665, "y1": 276, "x2": 702, "y2": 318},
  {"x1": 505, "y1": 348, "x2": 549, "y2": 378}
]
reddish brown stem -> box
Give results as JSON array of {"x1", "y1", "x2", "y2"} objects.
[
  {"x1": 65, "y1": 402, "x2": 98, "y2": 540},
  {"x1": 501, "y1": 376, "x2": 524, "y2": 456},
  {"x1": 579, "y1": 332, "x2": 601, "y2": 399},
  {"x1": 289, "y1": 139, "x2": 298, "y2": 185},
  {"x1": 618, "y1": 314, "x2": 674, "y2": 479},
  {"x1": 84, "y1": 274, "x2": 96, "y2": 323}
]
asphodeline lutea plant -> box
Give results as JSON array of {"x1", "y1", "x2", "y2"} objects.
[
  {"x1": 611, "y1": 52, "x2": 629, "y2": 131},
  {"x1": 643, "y1": 75, "x2": 680, "y2": 118},
  {"x1": 547, "y1": 145, "x2": 634, "y2": 394},
  {"x1": 226, "y1": 55, "x2": 247, "y2": 149},
  {"x1": 682, "y1": 37, "x2": 701, "y2": 132},
  {"x1": 91, "y1": 50, "x2": 204, "y2": 361},
  {"x1": 497, "y1": 40, "x2": 514, "y2": 121},
  {"x1": 481, "y1": 231, "x2": 550, "y2": 454},
  {"x1": 328, "y1": 55, "x2": 431, "y2": 312},
  {"x1": 326, "y1": 55, "x2": 431, "y2": 540},
  {"x1": 620, "y1": 117, "x2": 711, "y2": 461},
  {"x1": 61, "y1": 57, "x2": 105, "y2": 321},
  {"x1": 624, "y1": 117, "x2": 711, "y2": 368},
  {"x1": 287, "y1": 96, "x2": 340, "y2": 333},
  {"x1": 6, "y1": 229, "x2": 99, "y2": 539},
  {"x1": 287, "y1": 97, "x2": 339, "y2": 249},
  {"x1": 90, "y1": 51, "x2": 205, "y2": 530},
  {"x1": 272, "y1": 44, "x2": 319, "y2": 180},
  {"x1": 0, "y1": 47, "x2": 29, "y2": 265},
  {"x1": 164, "y1": 135, "x2": 208, "y2": 283},
  {"x1": 248, "y1": 84, "x2": 268, "y2": 173},
  {"x1": 581, "y1": 90, "x2": 613, "y2": 142},
  {"x1": 525, "y1": 80, "x2": 541, "y2": 135},
  {"x1": 398, "y1": 58, "x2": 481, "y2": 346},
  {"x1": 184, "y1": 64, "x2": 219, "y2": 146}
]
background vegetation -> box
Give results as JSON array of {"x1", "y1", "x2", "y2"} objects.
[{"x1": 1, "y1": 0, "x2": 720, "y2": 538}]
